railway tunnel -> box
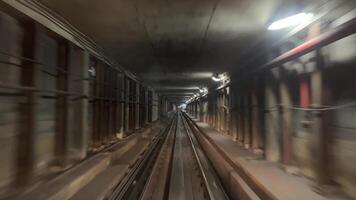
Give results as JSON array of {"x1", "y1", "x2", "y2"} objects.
[{"x1": 0, "y1": 0, "x2": 356, "y2": 199}]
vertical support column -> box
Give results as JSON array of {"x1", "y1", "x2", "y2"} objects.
[
  {"x1": 92, "y1": 60, "x2": 100, "y2": 146},
  {"x1": 217, "y1": 93, "x2": 221, "y2": 131},
  {"x1": 226, "y1": 88, "x2": 230, "y2": 135},
  {"x1": 68, "y1": 44, "x2": 89, "y2": 159},
  {"x1": 231, "y1": 87, "x2": 238, "y2": 141},
  {"x1": 214, "y1": 95, "x2": 217, "y2": 129},
  {"x1": 162, "y1": 97, "x2": 166, "y2": 115},
  {"x1": 148, "y1": 90, "x2": 152, "y2": 122},
  {"x1": 220, "y1": 93, "x2": 223, "y2": 132},
  {"x1": 124, "y1": 78, "x2": 130, "y2": 134},
  {"x1": 97, "y1": 63, "x2": 105, "y2": 143},
  {"x1": 280, "y1": 80, "x2": 293, "y2": 164},
  {"x1": 251, "y1": 89, "x2": 262, "y2": 150},
  {"x1": 188, "y1": 103, "x2": 191, "y2": 115},
  {"x1": 102, "y1": 67, "x2": 108, "y2": 142},
  {"x1": 110, "y1": 69, "x2": 117, "y2": 140},
  {"x1": 310, "y1": 51, "x2": 328, "y2": 185},
  {"x1": 265, "y1": 81, "x2": 281, "y2": 162},
  {"x1": 135, "y1": 82, "x2": 140, "y2": 129},
  {"x1": 197, "y1": 101, "x2": 200, "y2": 121},
  {"x1": 151, "y1": 92, "x2": 157, "y2": 121},
  {"x1": 220, "y1": 92, "x2": 224, "y2": 132},
  {"x1": 194, "y1": 102, "x2": 196, "y2": 117},
  {"x1": 17, "y1": 21, "x2": 41, "y2": 187},
  {"x1": 131, "y1": 81, "x2": 135, "y2": 129},
  {"x1": 201, "y1": 101, "x2": 203, "y2": 121},
  {"x1": 211, "y1": 96, "x2": 214, "y2": 127},
  {"x1": 55, "y1": 40, "x2": 69, "y2": 166},
  {"x1": 188, "y1": 102, "x2": 190, "y2": 115},
  {"x1": 309, "y1": 23, "x2": 328, "y2": 185},
  {"x1": 311, "y1": 66, "x2": 328, "y2": 184},
  {"x1": 224, "y1": 89, "x2": 228, "y2": 134},
  {"x1": 244, "y1": 91, "x2": 251, "y2": 148},
  {"x1": 145, "y1": 89, "x2": 149, "y2": 124},
  {"x1": 238, "y1": 95, "x2": 245, "y2": 144},
  {"x1": 240, "y1": 94, "x2": 247, "y2": 146},
  {"x1": 138, "y1": 86, "x2": 143, "y2": 126},
  {"x1": 116, "y1": 73, "x2": 125, "y2": 138},
  {"x1": 204, "y1": 101, "x2": 208, "y2": 123},
  {"x1": 235, "y1": 93, "x2": 240, "y2": 141},
  {"x1": 210, "y1": 98, "x2": 213, "y2": 127},
  {"x1": 211, "y1": 95, "x2": 214, "y2": 127},
  {"x1": 0, "y1": 12, "x2": 23, "y2": 187}
]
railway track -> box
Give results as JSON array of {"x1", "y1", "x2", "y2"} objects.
[{"x1": 109, "y1": 111, "x2": 228, "y2": 200}]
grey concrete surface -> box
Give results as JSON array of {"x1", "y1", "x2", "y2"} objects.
[
  {"x1": 194, "y1": 120, "x2": 350, "y2": 200},
  {"x1": 37, "y1": 0, "x2": 285, "y2": 102}
]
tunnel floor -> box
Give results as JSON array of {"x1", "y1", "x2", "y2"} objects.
[{"x1": 13, "y1": 112, "x2": 351, "y2": 200}]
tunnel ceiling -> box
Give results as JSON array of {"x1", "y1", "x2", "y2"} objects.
[{"x1": 39, "y1": 0, "x2": 283, "y2": 103}]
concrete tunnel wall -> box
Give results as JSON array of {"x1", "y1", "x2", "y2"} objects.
[{"x1": 0, "y1": 9, "x2": 162, "y2": 190}]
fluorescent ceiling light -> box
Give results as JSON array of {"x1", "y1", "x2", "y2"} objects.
[
  {"x1": 199, "y1": 87, "x2": 208, "y2": 93},
  {"x1": 268, "y1": 12, "x2": 313, "y2": 30},
  {"x1": 212, "y1": 73, "x2": 227, "y2": 82},
  {"x1": 212, "y1": 76, "x2": 221, "y2": 82}
]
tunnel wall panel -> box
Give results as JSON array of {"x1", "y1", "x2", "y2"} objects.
[
  {"x1": 323, "y1": 35, "x2": 356, "y2": 198},
  {"x1": 0, "y1": 6, "x2": 162, "y2": 193},
  {"x1": 0, "y1": 11, "x2": 23, "y2": 188}
]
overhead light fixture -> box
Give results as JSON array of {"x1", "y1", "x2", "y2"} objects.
[
  {"x1": 88, "y1": 66, "x2": 96, "y2": 77},
  {"x1": 212, "y1": 76, "x2": 221, "y2": 82},
  {"x1": 199, "y1": 87, "x2": 208, "y2": 93},
  {"x1": 212, "y1": 73, "x2": 222, "y2": 82},
  {"x1": 212, "y1": 73, "x2": 227, "y2": 82},
  {"x1": 179, "y1": 103, "x2": 187, "y2": 109},
  {"x1": 268, "y1": 12, "x2": 313, "y2": 31}
]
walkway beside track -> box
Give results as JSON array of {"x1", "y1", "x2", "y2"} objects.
[{"x1": 190, "y1": 118, "x2": 350, "y2": 200}]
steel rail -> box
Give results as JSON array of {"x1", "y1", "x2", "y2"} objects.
[
  {"x1": 109, "y1": 115, "x2": 176, "y2": 200},
  {"x1": 139, "y1": 114, "x2": 177, "y2": 200},
  {"x1": 181, "y1": 112, "x2": 229, "y2": 200},
  {"x1": 169, "y1": 112, "x2": 201, "y2": 200},
  {"x1": 180, "y1": 112, "x2": 215, "y2": 199},
  {"x1": 168, "y1": 111, "x2": 228, "y2": 200}
]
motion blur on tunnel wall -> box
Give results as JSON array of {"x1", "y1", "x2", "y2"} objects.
[{"x1": 0, "y1": 0, "x2": 355, "y2": 199}]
